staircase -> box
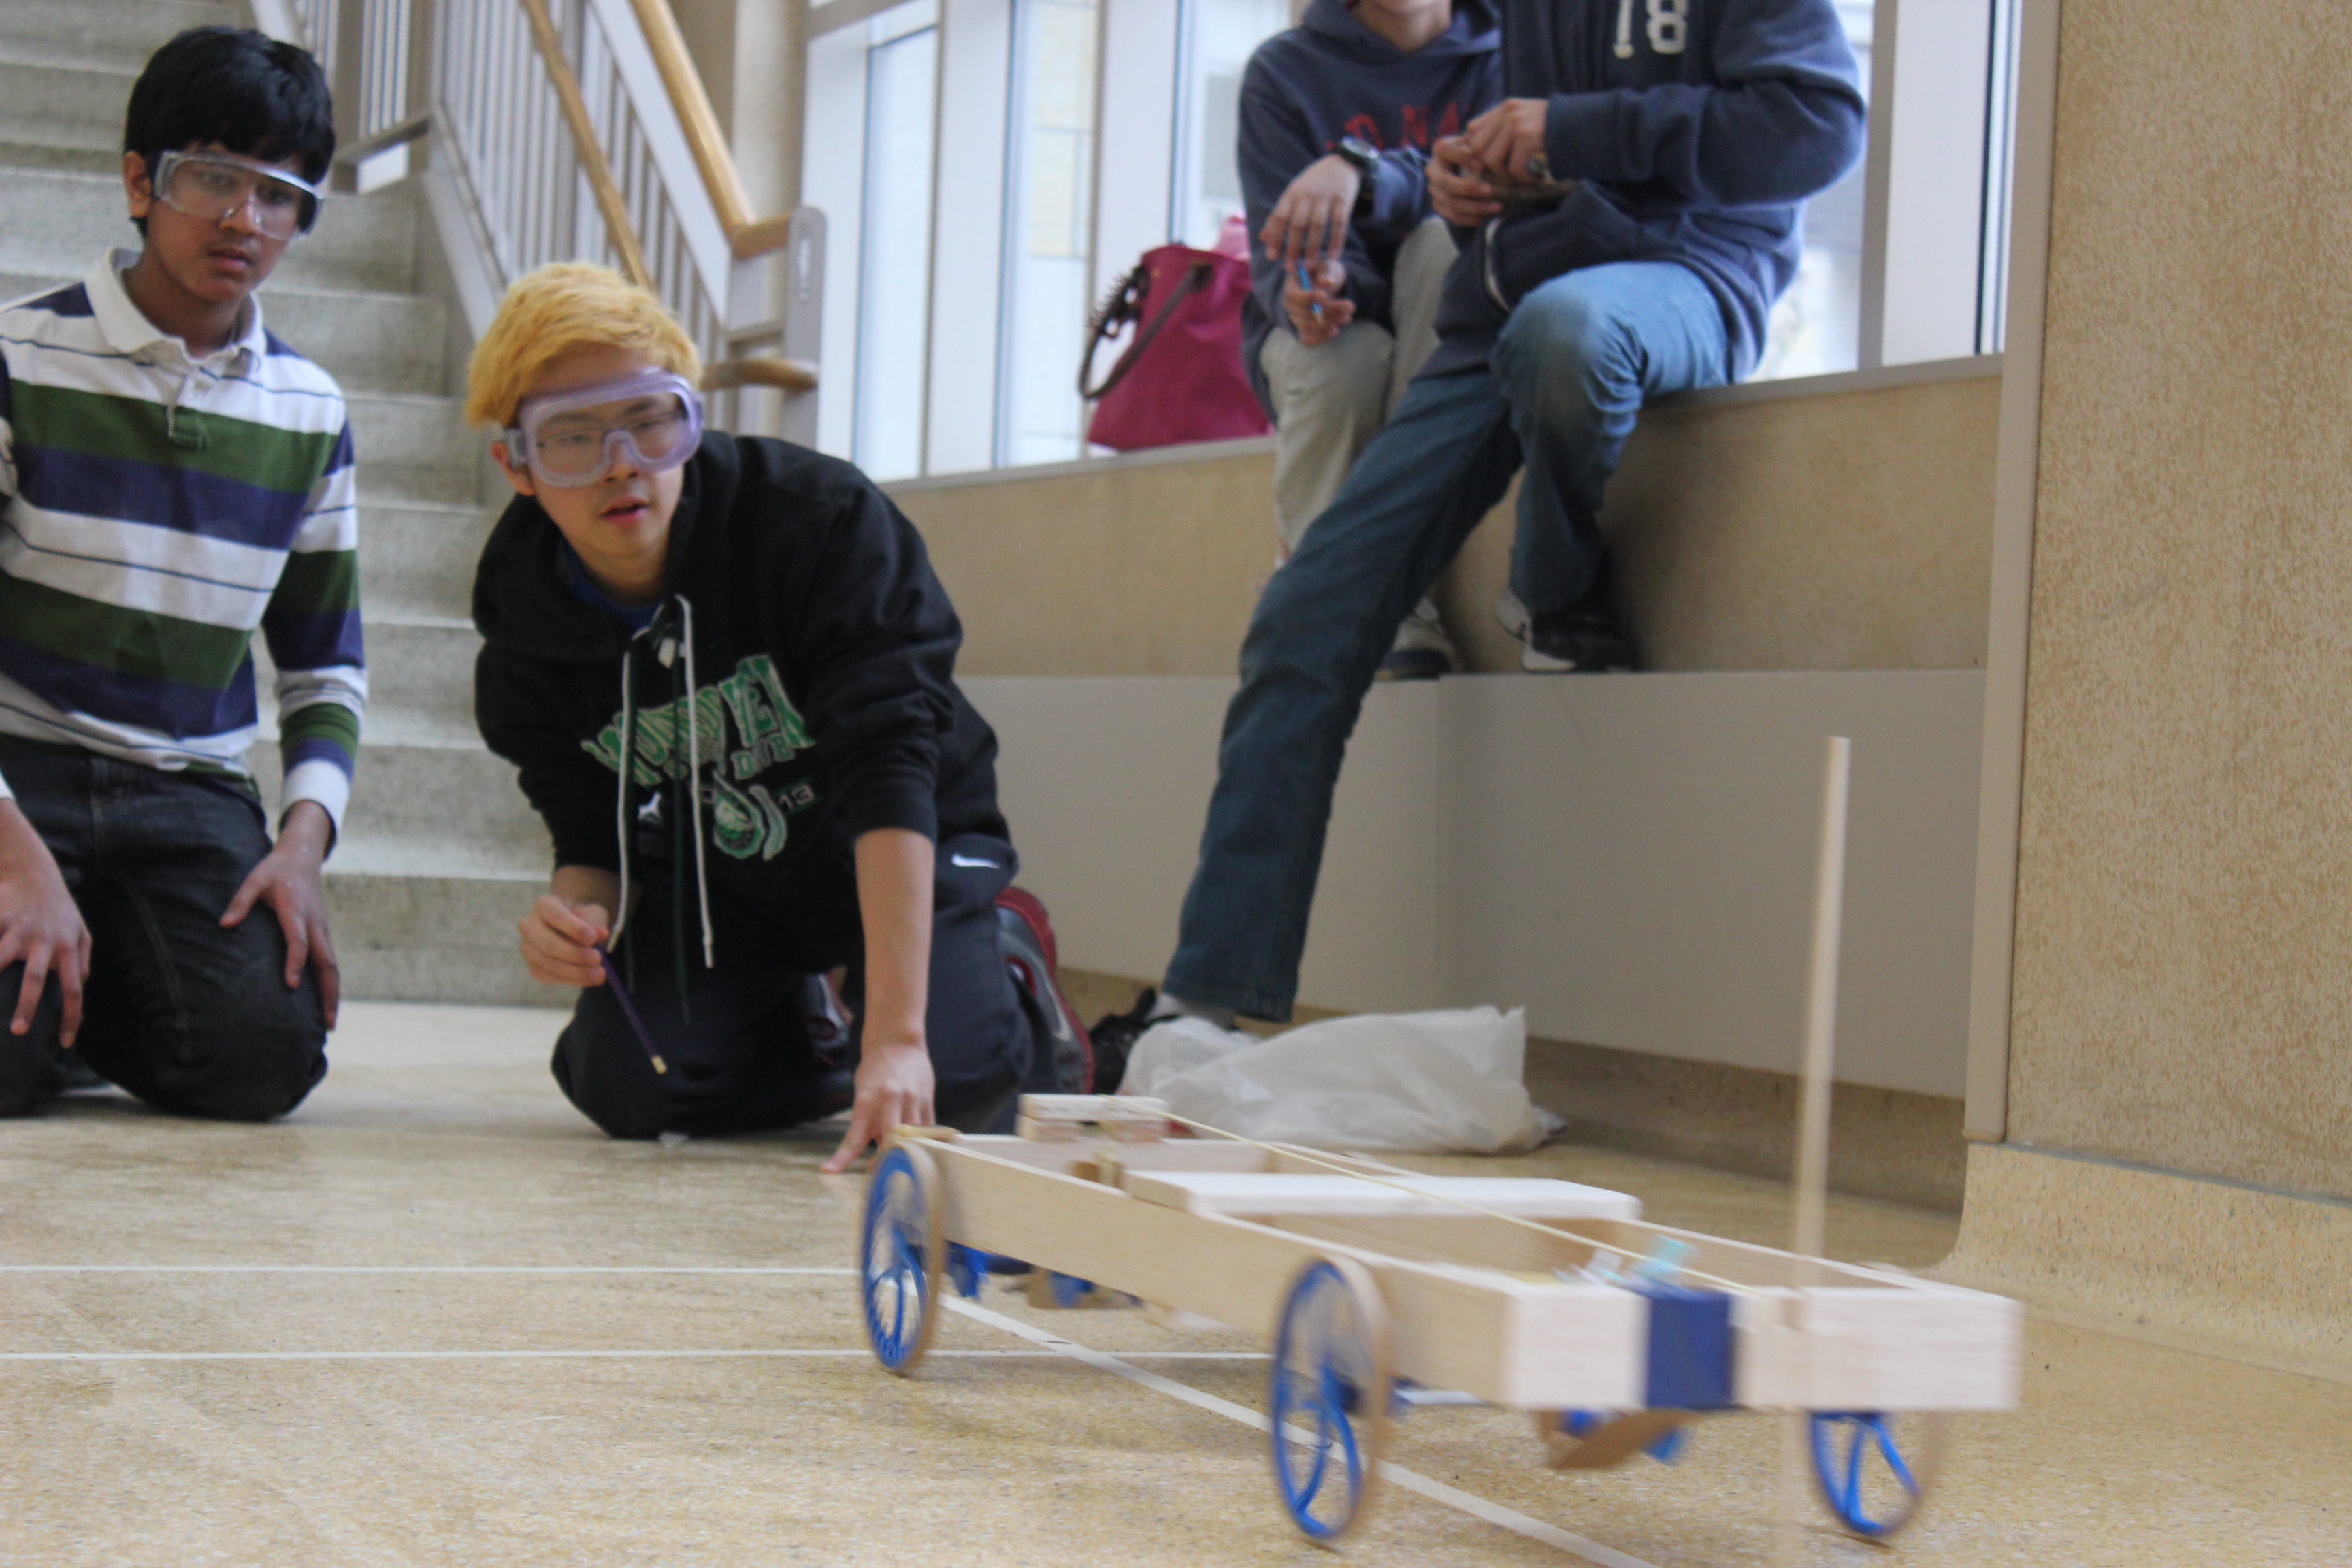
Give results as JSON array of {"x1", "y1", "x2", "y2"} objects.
[{"x1": 0, "y1": 0, "x2": 562, "y2": 1005}]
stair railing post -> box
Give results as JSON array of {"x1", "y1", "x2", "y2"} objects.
[{"x1": 331, "y1": 0, "x2": 368, "y2": 157}]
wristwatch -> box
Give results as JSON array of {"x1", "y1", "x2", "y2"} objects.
[{"x1": 1336, "y1": 136, "x2": 1379, "y2": 212}]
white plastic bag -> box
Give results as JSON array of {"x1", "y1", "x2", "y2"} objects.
[{"x1": 1116, "y1": 1006, "x2": 1561, "y2": 1154}]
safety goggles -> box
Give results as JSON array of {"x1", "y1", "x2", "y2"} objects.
[
  {"x1": 152, "y1": 150, "x2": 325, "y2": 240},
  {"x1": 506, "y1": 372, "x2": 705, "y2": 487}
]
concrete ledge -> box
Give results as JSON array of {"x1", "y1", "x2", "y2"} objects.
[{"x1": 1938, "y1": 1141, "x2": 2352, "y2": 1381}]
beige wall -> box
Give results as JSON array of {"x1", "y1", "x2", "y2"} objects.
[
  {"x1": 2001, "y1": 0, "x2": 2352, "y2": 1203},
  {"x1": 896, "y1": 368, "x2": 1999, "y2": 678},
  {"x1": 669, "y1": 0, "x2": 801, "y2": 215}
]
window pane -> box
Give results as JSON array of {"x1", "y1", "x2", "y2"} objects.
[
  {"x1": 855, "y1": 27, "x2": 938, "y2": 480},
  {"x1": 997, "y1": 0, "x2": 1102, "y2": 467},
  {"x1": 1169, "y1": 0, "x2": 1290, "y2": 250},
  {"x1": 1754, "y1": 0, "x2": 1872, "y2": 380}
]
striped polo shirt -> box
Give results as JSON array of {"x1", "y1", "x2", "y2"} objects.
[{"x1": 0, "y1": 250, "x2": 365, "y2": 830}]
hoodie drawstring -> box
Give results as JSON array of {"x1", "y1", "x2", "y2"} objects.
[{"x1": 610, "y1": 595, "x2": 717, "y2": 1019}]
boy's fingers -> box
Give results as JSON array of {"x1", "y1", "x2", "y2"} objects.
[
  {"x1": 219, "y1": 873, "x2": 261, "y2": 928},
  {"x1": 57, "y1": 951, "x2": 82, "y2": 1047},
  {"x1": 11, "y1": 945, "x2": 49, "y2": 1036},
  {"x1": 821, "y1": 1108, "x2": 874, "y2": 1174},
  {"x1": 316, "y1": 930, "x2": 341, "y2": 1028}
]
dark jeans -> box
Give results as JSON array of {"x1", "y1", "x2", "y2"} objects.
[
  {"x1": 553, "y1": 830, "x2": 1039, "y2": 1139},
  {"x1": 0, "y1": 744, "x2": 328, "y2": 1120},
  {"x1": 1164, "y1": 263, "x2": 1731, "y2": 1021}
]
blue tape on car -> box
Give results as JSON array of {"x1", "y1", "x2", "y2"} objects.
[{"x1": 1636, "y1": 1281, "x2": 1737, "y2": 1410}]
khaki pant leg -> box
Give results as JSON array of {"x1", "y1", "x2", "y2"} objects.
[
  {"x1": 1260, "y1": 319, "x2": 1396, "y2": 555},
  {"x1": 1385, "y1": 216, "x2": 1460, "y2": 416}
]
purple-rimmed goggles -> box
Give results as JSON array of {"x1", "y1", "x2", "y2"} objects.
[{"x1": 506, "y1": 371, "x2": 704, "y2": 487}]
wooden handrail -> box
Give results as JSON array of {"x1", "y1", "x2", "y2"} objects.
[
  {"x1": 627, "y1": 0, "x2": 800, "y2": 261},
  {"x1": 704, "y1": 356, "x2": 819, "y2": 395},
  {"x1": 519, "y1": 0, "x2": 654, "y2": 291}
]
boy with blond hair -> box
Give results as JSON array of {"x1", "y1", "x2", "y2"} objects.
[{"x1": 467, "y1": 263, "x2": 1088, "y2": 1165}]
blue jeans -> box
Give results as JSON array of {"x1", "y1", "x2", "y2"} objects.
[{"x1": 1164, "y1": 262, "x2": 1730, "y2": 1020}]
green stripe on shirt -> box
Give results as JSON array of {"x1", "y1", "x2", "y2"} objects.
[
  {"x1": 274, "y1": 547, "x2": 360, "y2": 613},
  {"x1": 9, "y1": 382, "x2": 342, "y2": 493},
  {"x1": 279, "y1": 700, "x2": 359, "y2": 755},
  {"x1": 0, "y1": 569, "x2": 252, "y2": 688}
]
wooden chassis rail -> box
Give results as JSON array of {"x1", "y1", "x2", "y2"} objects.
[{"x1": 911, "y1": 1134, "x2": 2021, "y2": 1416}]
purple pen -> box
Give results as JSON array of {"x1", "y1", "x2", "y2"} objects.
[{"x1": 594, "y1": 943, "x2": 668, "y2": 1075}]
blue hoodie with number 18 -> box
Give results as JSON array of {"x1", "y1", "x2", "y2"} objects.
[{"x1": 1424, "y1": 0, "x2": 1865, "y2": 381}]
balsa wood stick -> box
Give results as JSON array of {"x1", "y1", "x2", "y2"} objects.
[{"x1": 1780, "y1": 735, "x2": 1852, "y2": 1567}]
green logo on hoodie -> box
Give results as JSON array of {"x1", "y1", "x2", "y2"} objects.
[{"x1": 582, "y1": 654, "x2": 817, "y2": 860}]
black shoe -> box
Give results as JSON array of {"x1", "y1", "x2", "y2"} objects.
[
  {"x1": 994, "y1": 887, "x2": 1094, "y2": 1094},
  {"x1": 56, "y1": 1051, "x2": 109, "y2": 1093},
  {"x1": 1522, "y1": 604, "x2": 1637, "y2": 672},
  {"x1": 1085, "y1": 987, "x2": 1162, "y2": 1097}
]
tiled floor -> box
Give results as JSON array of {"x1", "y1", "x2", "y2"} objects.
[{"x1": 1, "y1": 1002, "x2": 2345, "y2": 1566}]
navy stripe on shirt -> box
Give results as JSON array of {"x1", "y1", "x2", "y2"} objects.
[
  {"x1": 14, "y1": 445, "x2": 316, "y2": 549},
  {"x1": 261, "y1": 606, "x2": 366, "y2": 671},
  {"x1": 0, "y1": 630, "x2": 259, "y2": 738}
]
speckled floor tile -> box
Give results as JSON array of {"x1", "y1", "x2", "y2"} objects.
[{"x1": 1, "y1": 1002, "x2": 2347, "y2": 1566}]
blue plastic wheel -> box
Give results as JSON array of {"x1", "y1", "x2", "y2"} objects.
[
  {"x1": 1267, "y1": 1256, "x2": 1392, "y2": 1541},
  {"x1": 859, "y1": 1143, "x2": 943, "y2": 1375},
  {"x1": 1809, "y1": 1411, "x2": 1947, "y2": 1539}
]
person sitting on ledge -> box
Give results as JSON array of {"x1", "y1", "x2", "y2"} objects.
[
  {"x1": 465, "y1": 263, "x2": 1091, "y2": 1167},
  {"x1": 1093, "y1": 0, "x2": 1866, "y2": 1059}
]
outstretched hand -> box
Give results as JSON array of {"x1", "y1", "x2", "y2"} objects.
[
  {"x1": 220, "y1": 798, "x2": 340, "y2": 1028},
  {"x1": 821, "y1": 1036, "x2": 934, "y2": 1173},
  {"x1": 0, "y1": 800, "x2": 88, "y2": 1045}
]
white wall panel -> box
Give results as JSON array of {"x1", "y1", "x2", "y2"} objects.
[{"x1": 966, "y1": 671, "x2": 1984, "y2": 1096}]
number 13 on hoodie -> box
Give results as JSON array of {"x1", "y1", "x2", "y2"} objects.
[{"x1": 1617, "y1": 0, "x2": 1689, "y2": 57}]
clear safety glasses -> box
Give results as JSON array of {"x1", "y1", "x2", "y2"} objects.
[
  {"x1": 507, "y1": 372, "x2": 705, "y2": 488},
  {"x1": 152, "y1": 150, "x2": 324, "y2": 240}
]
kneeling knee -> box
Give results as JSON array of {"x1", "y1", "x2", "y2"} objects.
[{"x1": 165, "y1": 1023, "x2": 328, "y2": 1121}]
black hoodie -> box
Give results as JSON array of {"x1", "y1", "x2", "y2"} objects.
[{"x1": 472, "y1": 432, "x2": 1006, "y2": 938}]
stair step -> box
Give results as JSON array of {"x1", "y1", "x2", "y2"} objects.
[
  {"x1": 0, "y1": 0, "x2": 242, "y2": 73},
  {"x1": 0, "y1": 58, "x2": 137, "y2": 159},
  {"x1": 252, "y1": 280, "x2": 451, "y2": 396},
  {"x1": 348, "y1": 392, "x2": 491, "y2": 507},
  {"x1": 361, "y1": 498, "x2": 498, "y2": 619},
  {"x1": 323, "y1": 868, "x2": 571, "y2": 1008},
  {"x1": 0, "y1": 167, "x2": 423, "y2": 295},
  {"x1": 255, "y1": 615, "x2": 483, "y2": 738},
  {"x1": 252, "y1": 738, "x2": 548, "y2": 873}
]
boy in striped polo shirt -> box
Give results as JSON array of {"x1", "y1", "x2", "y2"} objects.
[{"x1": 0, "y1": 28, "x2": 361, "y2": 1120}]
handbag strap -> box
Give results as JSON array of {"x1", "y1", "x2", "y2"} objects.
[{"x1": 1078, "y1": 259, "x2": 1216, "y2": 401}]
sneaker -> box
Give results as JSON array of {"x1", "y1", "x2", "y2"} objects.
[
  {"x1": 1377, "y1": 597, "x2": 1458, "y2": 682},
  {"x1": 800, "y1": 972, "x2": 853, "y2": 1069},
  {"x1": 1495, "y1": 587, "x2": 1637, "y2": 673},
  {"x1": 994, "y1": 887, "x2": 1094, "y2": 1093},
  {"x1": 1085, "y1": 987, "x2": 1161, "y2": 1098}
]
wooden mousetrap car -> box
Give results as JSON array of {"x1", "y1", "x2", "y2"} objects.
[{"x1": 858, "y1": 1095, "x2": 2021, "y2": 1544}]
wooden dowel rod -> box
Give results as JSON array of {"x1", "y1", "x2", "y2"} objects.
[{"x1": 1790, "y1": 734, "x2": 1850, "y2": 1267}]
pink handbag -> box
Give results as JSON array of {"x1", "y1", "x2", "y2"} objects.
[{"x1": 1079, "y1": 236, "x2": 1271, "y2": 452}]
